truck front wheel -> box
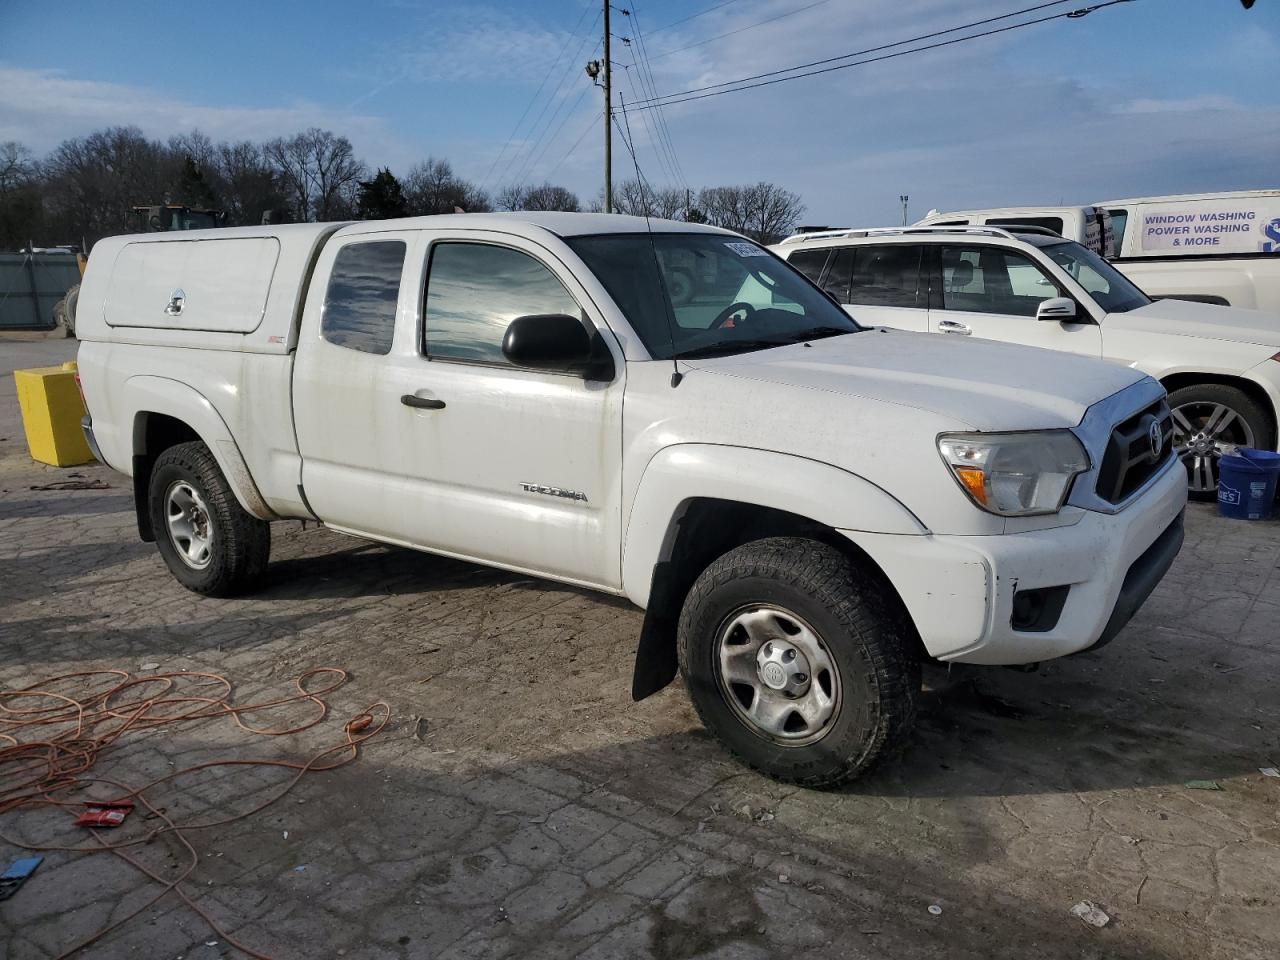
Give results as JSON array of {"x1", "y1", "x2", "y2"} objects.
[
  {"x1": 677, "y1": 537, "x2": 919, "y2": 787},
  {"x1": 147, "y1": 441, "x2": 270, "y2": 596}
]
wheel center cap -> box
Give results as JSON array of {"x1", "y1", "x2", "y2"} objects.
[
  {"x1": 756, "y1": 641, "x2": 811, "y2": 695},
  {"x1": 760, "y1": 661, "x2": 788, "y2": 689}
]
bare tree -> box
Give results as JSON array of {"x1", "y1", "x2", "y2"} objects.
[
  {"x1": 217, "y1": 141, "x2": 289, "y2": 225},
  {"x1": 41, "y1": 126, "x2": 173, "y2": 246},
  {"x1": 0, "y1": 141, "x2": 42, "y2": 249},
  {"x1": 611, "y1": 179, "x2": 687, "y2": 219},
  {"x1": 497, "y1": 182, "x2": 580, "y2": 212},
  {"x1": 404, "y1": 158, "x2": 491, "y2": 215},
  {"x1": 263, "y1": 128, "x2": 364, "y2": 221},
  {"x1": 696, "y1": 183, "x2": 804, "y2": 243},
  {"x1": 742, "y1": 181, "x2": 805, "y2": 244}
]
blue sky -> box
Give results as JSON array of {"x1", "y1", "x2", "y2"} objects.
[{"x1": 1, "y1": 0, "x2": 1276, "y2": 224}]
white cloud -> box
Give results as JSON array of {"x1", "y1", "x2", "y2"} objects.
[{"x1": 0, "y1": 64, "x2": 417, "y2": 171}]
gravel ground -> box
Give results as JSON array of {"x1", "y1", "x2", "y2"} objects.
[{"x1": 1, "y1": 339, "x2": 1277, "y2": 960}]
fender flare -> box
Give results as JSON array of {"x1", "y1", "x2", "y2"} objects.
[
  {"x1": 125, "y1": 375, "x2": 275, "y2": 522},
  {"x1": 622, "y1": 443, "x2": 926, "y2": 607},
  {"x1": 621, "y1": 444, "x2": 927, "y2": 700}
]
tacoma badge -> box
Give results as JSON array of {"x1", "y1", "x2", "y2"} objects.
[{"x1": 519, "y1": 482, "x2": 588, "y2": 503}]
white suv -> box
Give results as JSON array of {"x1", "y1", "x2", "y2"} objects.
[{"x1": 774, "y1": 226, "x2": 1280, "y2": 496}]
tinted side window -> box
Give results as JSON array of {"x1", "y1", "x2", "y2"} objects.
[
  {"x1": 424, "y1": 243, "x2": 581, "y2": 365},
  {"x1": 939, "y1": 245, "x2": 1060, "y2": 317},
  {"x1": 822, "y1": 249, "x2": 854, "y2": 302},
  {"x1": 322, "y1": 241, "x2": 405, "y2": 354},
  {"x1": 787, "y1": 248, "x2": 830, "y2": 285},
  {"x1": 848, "y1": 245, "x2": 921, "y2": 307},
  {"x1": 1108, "y1": 209, "x2": 1129, "y2": 250}
]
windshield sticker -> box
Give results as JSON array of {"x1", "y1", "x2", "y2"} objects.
[{"x1": 724, "y1": 241, "x2": 769, "y2": 257}]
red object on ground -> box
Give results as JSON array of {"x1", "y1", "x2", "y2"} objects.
[{"x1": 73, "y1": 802, "x2": 135, "y2": 828}]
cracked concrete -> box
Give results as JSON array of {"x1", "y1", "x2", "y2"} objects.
[{"x1": 2, "y1": 340, "x2": 1279, "y2": 959}]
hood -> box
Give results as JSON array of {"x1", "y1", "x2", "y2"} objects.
[
  {"x1": 1111, "y1": 299, "x2": 1280, "y2": 348},
  {"x1": 682, "y1": 328, "x2": 1147, "y2": 431}
]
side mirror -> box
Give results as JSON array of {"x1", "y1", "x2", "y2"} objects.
[
  {"x1": 1036, "y1": 297, "x2": 1077, "y2": 322},
  {"x1": 502, "y1": 314, "x2": 614, "y2": 380}
]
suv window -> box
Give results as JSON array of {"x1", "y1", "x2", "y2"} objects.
[
  {"x1": 848, "y1": 245, "x2": 922, "y2": 307},
  {"x1": 939, "y1": 245, "x2": 1061, "y2": 317},
  {"x1": 322, "y1": 240, "x2": 406, "y2": 355},
  {"x1": 787, "y1": 248, "x2": 829, "y2": 284},
  {"x1": 424, "y1": 242, "x2": 581, "y2": 365}
]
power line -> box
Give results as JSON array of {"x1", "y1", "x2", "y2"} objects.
[
  {"x1": 646, "y1": 0, "x2": 746, "y2": 35},
  {"x1": 646, "y1": 0, "x2": 832, "y2": 62},
  {"x1": 631, "y1": 0, "x2": 1135, "y2": 111},
  {"x1": 493, "y1": 21, "x2": 602, "y2": 192},
  {"x1": 539, "y1": 111, "x2": 601, "y2": 185},
  {"x1": 628, "y1": 6, "x2": 691, "y2": 193},
  {"x1": 480, "y1": 1, "x2": 596, "y2": 192},
  {"x1": 632, "y1": 0, "x2": 1080, "y2": 106}
]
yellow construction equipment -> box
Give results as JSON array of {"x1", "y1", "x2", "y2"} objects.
[{"x1": 14, "y1": 361, "x2": 94, "y2": 467}]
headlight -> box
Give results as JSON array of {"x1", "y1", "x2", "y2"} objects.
[{"x1": 938, "y1": 430, "x2": 1090, "y2": 516}]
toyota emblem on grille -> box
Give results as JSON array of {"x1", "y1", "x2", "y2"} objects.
[{"x1": 1148, "y1": 420, "x2": 1163, "y2": 460}]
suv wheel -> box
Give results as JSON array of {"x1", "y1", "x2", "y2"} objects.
[
  {"x1": 1168, "y1": 384, "x2": 1273, "y2": 499},
  {"x1": 148, "y1": 441, "x2": 270, "y2": 596},
  {"x1": 677, "y1": 537, "x2": 919, "y2": 787}
]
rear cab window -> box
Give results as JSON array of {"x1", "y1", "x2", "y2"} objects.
[{"x1": 322, "y1": 240, "x2": 406, "y2": 354}]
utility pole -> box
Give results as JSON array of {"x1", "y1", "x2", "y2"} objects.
[
  {"x1": 899, "y1": 194, "x2": 909, "y2": 226},
  {"x1": 603, "y1": 1, "x2": 613, "y2": 213}
]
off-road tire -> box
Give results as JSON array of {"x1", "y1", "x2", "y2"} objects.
[
  {"x1": 677, "y1": 537, "x2": 920, "y2": 787},
  {"x1": 148, "y1": 441, "x2": 270, "y2": 596},
  {"x1": 1167, "y1": 383, "x2": 1273, "y2": 500}
]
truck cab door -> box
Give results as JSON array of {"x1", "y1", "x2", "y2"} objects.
[
  {"x1": 295, "y1": 227, "x2": 625, "y2": 592},
  {"x1": 926, "y1": 244, "x2": 1102, "y2": 357}
]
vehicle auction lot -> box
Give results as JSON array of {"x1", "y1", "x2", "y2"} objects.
[{"x1": 2, "y1": 341, "x2": 1277, "y2": 960}]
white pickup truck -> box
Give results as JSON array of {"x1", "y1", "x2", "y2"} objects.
[{"x1": 75, "y1": 213, "x2": 1187, "y2": 785}]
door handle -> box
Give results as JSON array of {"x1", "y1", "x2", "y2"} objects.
[
  {"x1": 937, "y1": 319, "x2": 971, "y2": 335},
  {"x1": 401, "y1": 394, "x2": 446, "y2": 410}
]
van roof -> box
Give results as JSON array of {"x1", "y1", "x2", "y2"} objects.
[{"x1": 1096, "y1": 189, "x2": 1280, "y2": 205}]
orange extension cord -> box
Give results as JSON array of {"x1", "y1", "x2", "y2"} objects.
[{"x1": 0, "y1": 667, "x2": 389, "y2": 959}]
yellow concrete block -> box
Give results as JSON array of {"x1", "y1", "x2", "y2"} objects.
[{"x1": 14, "y1": 361, "x2": 95, "y2": 467}]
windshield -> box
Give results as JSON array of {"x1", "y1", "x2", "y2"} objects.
[
  {"x1": 1043, "y1": 240, "x2": 1150, "y2": 314},
  {"x1": 566, "y1": 232, "x2": 860, "y2": 359}
]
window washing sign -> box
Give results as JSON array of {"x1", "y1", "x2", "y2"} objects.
[{"x1": 1140, "y1": 202, "x2": 1280, "y2": 255}]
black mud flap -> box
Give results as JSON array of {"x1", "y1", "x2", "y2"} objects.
[
  {"x1": 632, "y1": 561, "x2": 680, "y2": 701},
  {"x1": 133, "y1": 454, "x2": 156, "y2": 542}
]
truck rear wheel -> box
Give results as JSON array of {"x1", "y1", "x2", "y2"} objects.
[
  {"x1": 147, "y1": 441, "x2": 270, "y2": 596},
  {"x1": 677, "y1": 537, "x2": 919, "y2": 787}
]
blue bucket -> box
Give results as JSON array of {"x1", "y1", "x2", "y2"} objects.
[{"x1": 1217, "y1": 447, "x2": 1280, "y2": 520}]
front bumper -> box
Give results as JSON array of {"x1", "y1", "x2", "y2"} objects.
[{"x1": 845, "y1": 456, "x2": 1188, "y2": 665}]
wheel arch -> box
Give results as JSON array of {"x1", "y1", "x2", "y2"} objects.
[
  {"x1": 126, "y1": 376, "x2": 274, "y2": 541},
  {"x1": 1159, "y1": 371, "x2": 1278, "y2": 447},
  {"x1": 624, "y1": 444, "x2": 927, "y2": 700}
]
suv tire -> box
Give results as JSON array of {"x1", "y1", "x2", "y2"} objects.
[
  {"x1": 677, "y1": 537, "x2": 919, "y2": 787},
  {"x1": 148, "y1": 441, "x2": 270, "y2": 596},
  {"x1": 1167, "y1": 383, "x2": 1273, "y2": 499}
]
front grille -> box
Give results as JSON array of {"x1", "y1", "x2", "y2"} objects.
[{"x1": 1095, "y1": 400, "x2": 1175, "y2": 504}]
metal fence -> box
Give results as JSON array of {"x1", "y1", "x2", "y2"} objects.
[{"x1": 0, "y1": 254, "x2": 81, "y2": 330}]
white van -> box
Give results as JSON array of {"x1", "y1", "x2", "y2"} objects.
[
  {"x1": 916, "y1": 206, "x2": 1115, "y2": 257},
  {"x1": 1100, "y1": 191, "x2": 1280, "y2": 311},
  {"x1": 918, "y1": 194, "x2": 1280, "y2": 311}
]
